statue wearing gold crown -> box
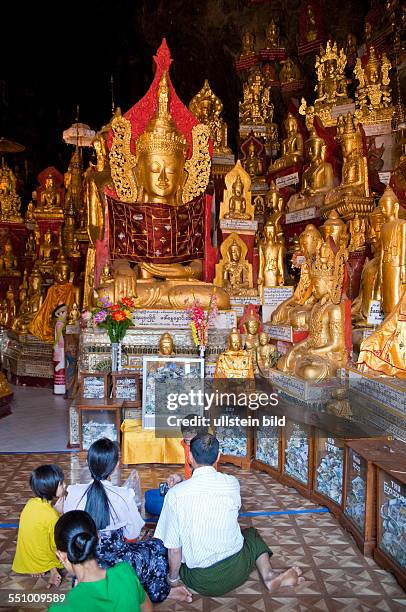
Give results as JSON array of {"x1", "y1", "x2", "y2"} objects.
[
  {"x1": 276, "y1": 239, "x2": 349, "y2": 381},
  {"x1": 239, "y1": 68, "x2": 273, "y2": 126},
  {"x1": 189, "y1": 80, "x2": 231, "y2": 155},
  {"x1": 354, "y1": 47, "x2": 393, "y2": 124},
  {"x1": 99, "y1": 40, "x2": 229, "y2": 310}
]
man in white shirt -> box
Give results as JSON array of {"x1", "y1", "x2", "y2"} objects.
[{"x1": 154, "y1": 434, "x2": 304, "y2": 596}]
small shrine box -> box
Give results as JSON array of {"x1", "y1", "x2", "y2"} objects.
[
  {"x1": 373, "y1": 460, "x2": 406, "y2": 590},
  {"x1": 80, "y1": 372, "x2": 110, "y2": 401},
  {"x1": 341, "y1": 439, "x2": 406, "y2": 555},
  {"x1": 78, "y1": 399, "x2": 123, "y2": 451}
]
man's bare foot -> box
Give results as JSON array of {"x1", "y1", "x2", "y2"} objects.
[
  {"x1": 168, "y1": 585, "x2": 193, "y2": 602},
  {"x1": 47, "y1": 568, "x2": 62, "y2": 589},
  {"x1": 31, "y1": 573, "x2": 45, "y2": 578},
  {"x1": 265, "y1": 566, "x2": 305, "y2": 592}
]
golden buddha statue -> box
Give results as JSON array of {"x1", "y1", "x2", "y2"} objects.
[
  {"x1": 25, "y1": 232, "x2": 36, "y2": 258},
  {"x1": 280, "y1": 58, "x2": 302, "y2": 85},
  {"x1": 266, "y1": 181, "x2": 285, "y2": 240},
  {"x1": 214, "y1": 328, "x2": 254, "y2": 379},
  {"x1": 239, "y1": 68, "x2": 273, "y2": 126},
  {"x1": 352, "y1": 205, "x2": 384, "y2": 326},
  {"x1": 159, "y1": 332, "x2": 175, "y2": 356},
  {"x1": 287, "y1": 128, "x2": 334, "y2": 213},
  {"x1": 258, "y1": 220, "x2": 285, "y2": 293},
  {"x1": 38, "y1": 174, "x2": 63, "y2": 212},
  {"x1": 271, "y1": 224, "x2": 323, "y2": 328},
  {"x1": 305, "y1": 3, "x2": 318, "y2": 43},
  {"x1": 277, "y1": 241, "x2": 348, "y2": 381},
  {"x1": 220, "y1": 161, "x2": 254, "y2": 221},
  {"x1": 265, "y1": 20, "x2": 280, "y2": 49},
  {"x1": 214, "y1": 234, "x2": 253, "y2": 296},
  {"x1": 0, "y1": 299, "x2": 8, "y2": 327},
  {"x1": 240, "y1": 31, "x2": 255, "y2": 59},
  {"x1": 271, "y1": 113, "x2": 303, "y2": 171},
  {"x1": 6, "y1": 285, "x2": 16, "y2": 322},
  {"x1": 323, "y1": 113, "x2": 370, "y2": 214},
  {"x1": 354, "y1": 47, "x2": 393, "y2": 124},
  {"x1": 256, "y1": 332, "x2": 277, "y2": 373},
  {"x1": 37, "y1": 228, "x2": 54, "y2": 276},
  {"x1": 64, "y1": 147, "x2": 83, "y2": 216},
  {"x1": 242, "y1": 311, "x2": 261, "y2": 372},
  {"x1": 348, "y1": 214, "x2": 366, "y2": 251},
  {"x1": 321, "y1": 210, "x2": 347, "y2": 249},
  {"x1": 326, "y1": 387, "x2": 352, "y2": 419},
  {"x1": 12, "y1": 268, "x2": 44, "y2": 334},
  {"x1": 28, "y1": 251, "x2": 77, "y2": 342},
  {"x1": 0, "y1": 161, "x2": 23, "y2": 223},
  {"x1": 95, "y1": 260, "x2": 137, "y2": 305},
  {"x1": 67, "y1": 302, "x2": 80, "y2": 325},
  {"x1": 344, "y1": 33, "x2": 358, "y2": 68},
  {"x1": 378, "y1": 186, "x2": 406, "y2": 316},
  {"x1": 358, "y1": 288, "x2": 406, "y2": 380},
  {"x1": 0, "y1": 239, "x2": 19, "y2": 276},
  {"x1": 189, "y1": 80, "x2": 231, "y2": 155},
  {"x1": 25, "y1": 201, "x2": 36, "y2": 223},
  {"x1": 243, "y1": 142, "x2": 263, "y2": 179}
]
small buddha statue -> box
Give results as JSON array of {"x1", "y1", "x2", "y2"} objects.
[
  {"x1": 25, "y1": 201, "x2": 36, "y2": 223},
  {"x1": 159, "y1": 332, "x2": 175, "y2": 356},
  {"x1": 0, "y1": 239, "x2": 19, "y2": 275},
  {"x1": 25, "y1": 232, "x2": 36, "y2": 257},
  {"x1": 224, "y1": 176, "x2": 251, "y2": 220},
  {"x1": 258, "y1": 220, "x2": 285, "y2": 293},
  {"x1": 271, "y1": 113, "x2": 303, "y2": 171},
  {"x1": 344, "y1": 33, "x2": 358, "y2": 68},
  {"x1": 280, "y1": 58, "x2": 302, "y2": 85},
  {"x1": 277, "y1": 241, "x2": 348, "y2": 381},
  {"x1": 305, "y1": 3, "x2": 318, "y2": 43},
  {"x1": 67, "y1": 303, "x2": 81, "y2": 325},
  {"x1": 95, "y1": 259, "x2": 137, "y2": 306},
  {"x1": 243, "y1": 142, "x2": 262, "y2": 179},
  {"x1": 189, "y1": 80, "x2": 231, "y2": 155},
  {"x1": 37, "y1": 229, "x2": 54, "y2": 276},
  {"x1": 265, "y1": 20, "x2": 279, "y2": 49},
  {"x1": 6, "y1": 285, "x2": 16, "y2": 321},
  {"x1": 256, "y1": 332, "x2": 277, "y2": 373},
  {"x1": 326, "y1": 387, "x2": 352, "y2": 419},
  {"x1": 287, "y1": 128, "x2": 334, "y2": 212},
  {"x1": 0, "y1": 300, "x2": 8, "y2": 327},
  {"x1": 266, "y1": 181, "x2": 285, "y2": 241},
  {"x1": 214, "y1": 328, "x2": 254, "y2": 379},
  {"x1": 240, "y1": 31, "x2": 255, "y2": 59},
  {"x1": 239, "y1": 69, "x2": 273, "y2": 125},
  {"x1": 222, "y1": 240, "x2": 251, "y2": 295},
  {"x1": 0, "y1": 372, "x2": 11, "y2": 397},
  {"x1": 0, "y1": 161, "x2": 23, "y2": 223},
  {"x1": 352, "y1": 205, "x2": 384, "y2": 326},
  {"x1": 364, "y1": 21, "x2": 372, "y2": 47},
  {"x1": 242, "y1": 311, "x2": 261, "y2": 372},
  {"x1": 39, "y1": 174, "x2": 62, "y2": 211},
  {"x1": 354, "y1": 47, "x2": 392, "y2": 123},
  {"x1": 378, "y1": 186, "x2": 406, "y2": 316},
  {"x1": 324, "y1": 113, "x2": 368, "y2": 208},
  {"x1": 348, "y1": 214, "x2": 366, "y2": 251},
  {"x1": 314, "y1": 41, "x2": 350, "y2": 109},
  {"x1": 12, "y1": 268, "x2": 44, "y2": 334}
]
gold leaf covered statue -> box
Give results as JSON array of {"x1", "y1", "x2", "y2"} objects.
[
  {"x1": 287, "y1": 127, "x2": 334, "y2": 212},
  {"x1": 276, "y1": 240, "x2": 349, "y2": 381},
  {"x1": 323, "y1": 113, "x2": 370, "y2": 217},
  {"x1": 189, "y1": 80, "x2": 231, "y2": 155},
  {"x1": 12, "y1": 268, "x2": 44, "y2": 334},
  {"x1": 256, "y1": 332, "x2": 277, "y2": 373},
  {"x1": 280, "y1": 58, "x2": 302, "y2": 85},
  {"x1": 37, "y1": 228, "x2": 55, "y2": 277},
  {"x1": 243, "y1": 141, "x2": 263, "y2": 179},
  {"x1": 37, "y1": 174, "x2": 63, "y2": 213},
  {"x1": 159, "y1": 332, "x2": 175, "y2": 356},
  {"x1": 266, "y1": 181, "x2": 285, "y2": 241},
  {"x1": 220, "y1": 161, "x2": 254, "y2": 221},
  {"x1": 271, "y1": 113, "x2": 303, "y2": 171},
  {"x1": 214, "y1": 328, "x2": 254, "y2": 379},
  {"x1": 240, "y1": 31, "x2": 256, "y2": 59},
  {"x1": 239, "y1": 68, "x2": 273, "y2": 126},
  {"x1": 321, "y1": 209, "x2": 348, "y2": 249},
  {"x1": 0, "y1": 161, "x2": 23, "y2": 223},
  {"x1": 354, "y1": 47, "x2": 393, "y2": 124},
  {"x1": 258, "y1": 220, "x2": 285, "y2": 293},
  {"x1": 265, "y1": 20, "x2": 280, "y2": 49},
  {"x1": 241, "y1": 309, "x2": 261, "y2": 372},
  {"x1": 0, "y1": 238, "x2": 20, "y2": 276},
  {"x1": 214, "y1": 234, "x2": 253, "y2": 296},
  {"x1": 348, "y1": 214, "x2": 366, "y2": 251}
]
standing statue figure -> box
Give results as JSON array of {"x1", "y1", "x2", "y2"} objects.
[
  {"x1": 189, "y1": 80, "x2": 231, "y2": 155},
  {"x1": 305, "y1": 3, "x2": 318, "y2": 43},
  {"x1": 64, "y1": 147, "x2": 84, "y2": 221},
  {"x1": 0, "y1": 161, "x2": 22, "y2": 222},
  {"x1": 52, "y1": 303, "x2": 68, "y2": 395},
  {"x1": 258, "y1": 220, "x2": 285, "y2": 293},
  {"x1": 271, "y1": 113, "x2": 303, "y2": 170}
]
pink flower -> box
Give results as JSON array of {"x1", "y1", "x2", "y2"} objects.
[{"x1": 93, "y1": 310, "x2": 108, "y2": 324}]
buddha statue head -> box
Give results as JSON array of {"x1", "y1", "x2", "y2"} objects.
[
  {"x1": 136, "y1": 72, "x2": 187, "y2": 206},
  {"x1": 228, "y1": 328, "x2": 242, "y2": 351},
  {"x1": 299, "y1": 224, "x2": 323, "y2": 259},
  {"x1": 337, "y1": 112, "x2": 363, "y2": 159},
  {"x1": 159, "y1": 332, "x2": 175, "y2": 355},
  {"x1": 54, "y1": 252, "x2": 71, "y2": 284},
  {"x1": 285, "y1": 113, "x2": 298, "y2": 136},
  {"x1": 244, "y1": 312, "x2": 260, "y2": 336},
  {"x1": 321, "y1": 210, "x2": 346, "y2": 247},
  {"x1": 45, "y1": 174, "x2": 55, "y2": 190},
  {"x1": 305, "y1": 128, "x2": 326, "y2": 163},
  {"x1": 311, "y1": 241, "x2": 345, "y2": 304},
  {"x1": 29, "y1": 267, "x2": 43, "y2": 292},
  {"x1": 379, "y1": 185, "x2": 399, "y2": 221},
  {"x1": 232, "y1": 175, "x2": 244, "y2": 198},
  {"x1": 228, "y1": 239, "x2": 242, "y2": 263},
  {"x1": 259, "y1": 331, "x2": 270, "y2": 346},
  {"x1": 263, "y1": 219, "x2": 277, "y2": 242}
]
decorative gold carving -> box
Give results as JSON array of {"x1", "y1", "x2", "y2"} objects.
[
  {"x1": 354, "y1": 47, "x2": 394, "y2": 124},
  {"x1": 182, "y1": 123, "x2": 211, "y2": 204},
  {"x1": 189, "y1": 80, "x2": 231, "y2": 155},
  {"x1": 110, "y1": 110, "x2": 138, "y2": 203},
  {"x1": 214, "y1": 233, "x2": 254, "y2": 296},
  {"x1": 239, "y1": 68, "x2": 273, "y2": 126}
]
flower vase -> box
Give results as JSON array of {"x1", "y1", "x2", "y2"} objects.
[
  {"x1": 111, "y1": 342, "x2": 121, "y2": 372},
  {"x1": 199, "y1": 345, "x2": 206, "y2": 359}
]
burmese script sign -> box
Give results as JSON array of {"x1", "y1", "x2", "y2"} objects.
[
  {"x1": 264, "y1": 324, "x2": 293, "y2": 342},
  {"x1": 132, "y1": 309, "x2": 237, "y2": 330},
  {"x1": 367, "y1": 300, "x2": 385, "y2": 326},
  {"x1": 275, "y1": 172, "x2": 299, "y2": 189},
  {"x1": 263, "y1": 286, "x2": 293, "y2": 309},
  {"x1": 285, "y1": 207, "x2": 317, "y2": 224},
  {"x1": 348, "y1": 369, "x2": 406, "y2": 415},
  {"x1": 220, "y1": 218, "x2": 258, "y2": 233}
]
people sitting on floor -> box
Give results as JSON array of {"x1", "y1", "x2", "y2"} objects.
[
  {"x1": 63, "y1": 437, "x2": 191, "y2": 604},
  {"x1": 155, "y1": 433, "x2": 305, "y2": 596},
  {"x1": 12, "y1": 464, "x2": 66, "y2": 588},
  {"x1": 48, "y1": 510, "x2": 152, "y2": 611}
]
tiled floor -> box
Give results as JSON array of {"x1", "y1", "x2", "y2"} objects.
[{"x1": 0, "y1": 452, "x2": 405, "y2": 611}]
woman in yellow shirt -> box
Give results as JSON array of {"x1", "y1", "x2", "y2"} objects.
[{"x1": 12, "y1": 464, "x2": 65, "y2": 588}]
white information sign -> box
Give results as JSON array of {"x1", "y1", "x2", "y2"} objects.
[
  {"x1": 367, "y1": 300, "x2": 385, "y2": 326},
  {"x1": 285, "y1": 206, "x2": 317, "y2": 224},
  {"x1": 132, "y1": 309, "x2": 237, "y2": 330},
  {"x1": 275, "y1": 172, "x2": 299, "y2": 188},
  {"x1": 220, "y1": 218, "x2": 258, "y2": 232}
]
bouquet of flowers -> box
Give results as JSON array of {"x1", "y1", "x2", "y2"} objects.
[
  {"x1": 187, "y1": 290, "x2": 218, "y2": 354},
  {"x1": 82, "y1": 296, "x2": 137, "y2": 343}
]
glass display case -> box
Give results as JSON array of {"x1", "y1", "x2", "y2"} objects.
[
  {"x1": 111, "y1": 371, "x2": 141, "y2": 407},
  {"x1": 79, "y1": 400, "x2": 123, "y2": 451},
  {"x1": 253, "y1": 413, "x2": 281, "y2": 475},
  {"x1": 374, "y1": 461, "x2": 406, "y2": 590},
  {"x1": 216, "y1": 424, "x2": 253, "y2": 469},
  {"x1": 344, "y1": 448, "x2": 367, "y2": 535},
  {"x1": 282, "y1": 419, "x2": 313, "y2": 494},
  {"x1": 314, "y1": 430, "x2": 345, "y2": 509}
]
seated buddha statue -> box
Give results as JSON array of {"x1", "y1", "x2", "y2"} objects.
[
  {"x1": 240, "y1": 31, "x2": 255, "y2": 59},
  {"x1": 287, "y1": 128, "x2": 334, "y2": 213},
  {"x1": 224, "y1": 176, "x2": 251, "y2": 220},
  {"x1": 265, "y1": 20, "x2": 280, "y2": 49},
  {"x1": 0, "y1": 161, "x2": 23, "y2": 223},
  {"x1": 37, "y1": 228, "x2": 54, "y2": 276},
  {"x1": 25, "y1": 201, "x2": 36, "y2": 223},
  {"x1": 324, "y1": 113, "x2": 369, "y2": 209},
  {"x1": 277, "y1": 241, "x2": 348, "y2": 381},
  {"x1": 271, "y1": 113, "x2": 303, "y2": 171},
  {"x1": 258, "y1": 220, "x2": 285, "y2": 293},
  {"x1": 243, "y1": 142, "x2": 263, "y2": 179},
  {"x1": 0, "y1": 239, "x2": 19, "y2": 276},
  {"x1": 12, "y1": 268, "x2": 44, "y2": 334},
  {"x1": 280, "y1": 58, "x2": 302, "y2": 85},
  {"x1": 271, "y1": 224, "x2": 323, "y2": 329},
  {"x1": 305, "y1": 3, "x2": 318, "y2": 43},
  {"x1": 348, "y1": 214, "x2": 366, "y2": 252},
  {"x1": 256, "y1": 332, "x2": 277, "y2": 374},
  {"x1": 214, "y1": 328, "x2": 254, "y2": 379},
  {"x1": 221, "y1": 240, "x2": 251, "y2": 295},
  {"x1": 38, "y1": 174, "x2": 63, "y2": 212}
]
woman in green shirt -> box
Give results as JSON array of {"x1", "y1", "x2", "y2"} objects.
[{"x1": 49, "y1": 510, "x2": 152, "y2": 612}]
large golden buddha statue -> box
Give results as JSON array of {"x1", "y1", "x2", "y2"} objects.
[
  {"x1": 271, "y1": 113, "x2": 303, "y2": 171},
  {"x1": 103, "y1": 41, "x2": 229, "y2": 310},
  {"x1": 287, "y1": 127, "x2": 334, "y2": 212},
  {"x1": 189, "y1": 80, "x2": 231, "y2": 155},
  {"x1": 354, "y1": 47, "x2": 393, "y2": 124},
  {"x1": 277, "y1": 240, "x2": 348, "y2": 381},
  {"x1": 323, "y1": 113, "x2": 370, "y2": 217}
]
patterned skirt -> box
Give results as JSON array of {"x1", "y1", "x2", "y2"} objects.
[{"x1": 97, "y1": 528, "x2": 171, "y2": 603}]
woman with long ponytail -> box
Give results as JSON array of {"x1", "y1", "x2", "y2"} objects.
[{"x1": 64, "y1": 438, "x2": 191, "y2": 604}]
